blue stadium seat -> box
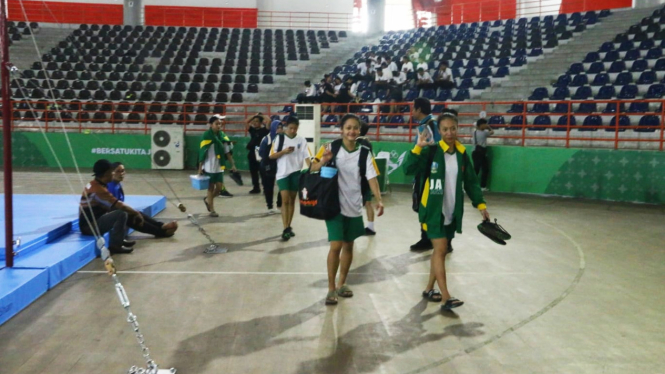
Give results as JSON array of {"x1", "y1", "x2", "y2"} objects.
[
  {"x1": 361, "y1": 91, "x2": 375, "y2": 102},
  {"x1": 645, "y1": 84, "x2": 665, "y2": 98},
  {"x1": 630, "y1": 59, "x2": 648, "y2": 72},
  {"x1": 458, "y1": 79, "x2": 473, "y2": 90},
  {"x1": 390, "y1": 115, "x2": 405, "y2": 124},
  {"x1": 618, "y1": 41, "x2": 634, "y2": 51},
  {"x1": 602, "y1": 102, "x2": 625, "y2": 113},
  {"x1": 607, "y1": 115, "x2": 630, "y2": 132},
  {"x1": 507, "y1": 115, "x2": 524, "y2": 130},
  {"x1": 480, "y1": 58, "x2": 494, "y2": 68},
  {"x1": 511, "y1": 56, "x2": 527, "y2": 67},
  {"x1": 654, "y1": 58, "x2": 665, "y2": 71},
  {"x1": 618, "y1": 84, "x2": 638, "y2": 99},
  {"x1": 553, "y1": 74, "x2": 571, "y2": 87},
  {"x1": 624, "y1": 49, "x2": 641, "y2": 61},
  {"x1": 636, "y1": 115, "x2": 658, "y2": 132},
  {"x1": 576, "y1": 102, "x2": 597, "y2": 113},
  {"x1": 436, "y1": 89, "x2": 451, "y2": 101},
  {"x1": 550, "y1": 87, "x2": 570, "y2": 100},
  {"x1": 595, "y1": 86, "x2": 616, "y2": 100},
  {"x1": 553, "y1": 102, "x2": 569, "y2": 113},
  {"x1": 488, "y1": 115, "x2": 505, "y2": 127},
  {"x1": 494, "y1": 66, "x2": 509, "y2": 77},
  {"x1": 530, "y1": 103, "x2": 550, "y2": 113},
  {"x1": 607, "y1": 61, "x2": 625, "y2": 73},
  {"x1": 583, "y1": 52, "x2": 599, "y2": 63},
  {"x1": 639, "y1": 40, "x2": 655, "y2": 50},
  {"x1": 554, "y1": 115, "x2": 575, "y2": 131},
  {"x1": 572, "y1": 86, "x2": 592, "y2": 100},
  {"x1": 478, "y1": 67, "x2": 492, "y2": 78},
  {"x1": 423, "y1": 89, "x2": 436, "y2": 100},
  {"x1": 461, "y1": 68, "x2": 476, "y2": 79},
  {"x1": 404, "y1": 88, "x2": 419, "y2": 102},
  {"x1": 599, "y1": 42, "x2": 614, "y2": 52},
  {"x1": 507, "y1": 103, "x2": 525, "y2": 113},
  {"x1": 627, "y1": 102, "x2": 648, "y2": 113},
  {"x1": 453, "y1": 89, "x2": 470, "y2": 101},
  {"x1": 581, "y1": 115, "x2": 601, "y2": 131},
  {"x1": 587, "y1": 62, "x2": 605, "y2": 74},
  {"x1": 323, "y1": 115, "x2": 339, "y2": 127},
  {"x1": 528, "y1": 87, "x2": 549, "y2": 100},
  {"x1": 602, "y1": 51, "x2": 619, "y2": 62},
  {"x1": 615, "y1": 72, "x2": 633, "y2": 85},
  {"x1": 432, "y1": 104, "x2": 445, "y2": 114},
  {"x1": 528, "y1": 48, "x2": 543, "y2": 57},
  {"x1": 570, "y1": 75, "x2": 588, "y2": 87},
  {"x1": 591, "y1": 73, "x2": 609, "y2": 86},
  {"x1": 647, "y1": 48, "x2": 663, "y2": 60},
  {"x1": 474, "y1": 78, "x2": 490, "y2": 89},
  {"x1": 531, "y1": 115, "x2": 551, "y2": 131}
]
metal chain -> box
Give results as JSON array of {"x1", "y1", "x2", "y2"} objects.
[
  {"x1": 186, "y1": 214, "x2": 219, "y2": 252},
  {"x1": 112, "y1": 275, "x2": 175, "y2": 374}
]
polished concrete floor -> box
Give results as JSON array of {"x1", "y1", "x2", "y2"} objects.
[{"x1": 1, "y1": 170, "x2": 664, "y2": 374}]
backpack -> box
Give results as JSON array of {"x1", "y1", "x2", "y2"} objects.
[{"x1": 328, "y1": 138, "x2": 371, "y2": 201}]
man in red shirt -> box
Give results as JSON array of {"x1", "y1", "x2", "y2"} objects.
[{"x1": 79, "y1": 159, "x2": 144, "y2": 254}]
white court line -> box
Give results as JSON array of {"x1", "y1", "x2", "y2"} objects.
[{"x1": 78, "y1": 270, "x2": 530, "y2": 275}]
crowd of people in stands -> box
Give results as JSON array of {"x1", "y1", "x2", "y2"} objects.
[{"x1": 296, "y1": 50, "x2": 456, "y2": 113}]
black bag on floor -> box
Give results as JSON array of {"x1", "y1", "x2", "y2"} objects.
[{"x1": 299, "y1": 169, "x2": 340, "y2": 220}]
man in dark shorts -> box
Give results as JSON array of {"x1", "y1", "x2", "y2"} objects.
[{"x1": 246, "y1": 113, "x2": 271, "y2": 194}]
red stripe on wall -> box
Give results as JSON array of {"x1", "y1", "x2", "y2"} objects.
[
  {"x1": 436, "y1": 0, "x2": 517, "y2": 25},
  {"x1": 560, "y1": 0, "x2": 631, "y2": 14},
  {"x1": 7, "y1": 0, "x2": 123, "y2": 25},
  {"x1": 145, "y1": 6, "x2": 258, "y2": 28}
]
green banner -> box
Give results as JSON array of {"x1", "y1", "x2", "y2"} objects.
[{"x1": 2, "y1": 132, "x2": 664, "y2": 204}]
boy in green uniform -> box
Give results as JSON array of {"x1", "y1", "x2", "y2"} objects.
[
  {"x1": 403, "y1": 112, "x2": 490, "y2": 311},
  {"x1": 199, "y1": 115, "x2": 237, "y2": 217}
]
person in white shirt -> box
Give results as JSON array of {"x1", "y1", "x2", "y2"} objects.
[
  {"x1": 374, "y1": 68, "x2": 392, "y2": 91},
  {"x1": 386, "y1": 56, "x2": 398, "y2": 73},
  {"x1": 416, "y1": 61, "x2": 430, "y2": 73},
  {"x1": 311, "y1": 114, "x2": 384, "y2": 305},
  {"x1": 356, "y1": 59, "x2": 374, "y2": 82},
  {"x1": 297, "y1": 80, "x2": 317, "y2": 103},
  {"x1": 198, "y1": 115, "x2": 237, "y2": 217},
  {"x1": 434, "y1": 61, "x2": 456, "y2": 90},
  {"x1": 401, "y1": 56, "x2": 414, "y2": 77},
  {"x1": 380, "y1": 63, "x2": 394, "y2": 81},
  {"x1": 416, "y1": 68, "x2": 434, "y2": 89},
  {"x1": 472, "y1": 118, "x2": 494, "y2": 191},
  {"x1": 270, "y1": 117, "x2": 312, "y2": 240}
]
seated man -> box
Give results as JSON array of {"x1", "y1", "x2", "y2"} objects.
[
  {"x1": 434, "y1": 61, "x2": 456, "y2": 90},
  {"x1": 79, "y1": 159, "x2": 144, "y2": 254},
  {"x1": 416, "y1": 68, "x2": 434, "y2": 90},
  {"x1": 107, "y1": 162, "x2": 178, "y2": 238}
]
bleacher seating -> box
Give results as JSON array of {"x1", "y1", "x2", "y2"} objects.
[
  {"x1": 12, "y1": 24, "x2": 344, "y2": 125},
  {"x1": 318, "y1": 10, "x2": 610, "y2": 111}
]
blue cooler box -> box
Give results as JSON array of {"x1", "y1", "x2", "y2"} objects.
[{"x1": 190, "y1": 175, "x2": 210, "y2": 190}]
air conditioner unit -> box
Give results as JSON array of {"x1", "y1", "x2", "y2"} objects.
[
  {"x1": 294, "y1": 104, "x2": 321, "y2": 156},
  {"x1": 151, "y1": 125, "x2": 184, "y2": 169}
]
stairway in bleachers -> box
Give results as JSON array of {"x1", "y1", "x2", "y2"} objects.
[{"x1": 480, "y1": 6, "x2": 659, "y2": 102}]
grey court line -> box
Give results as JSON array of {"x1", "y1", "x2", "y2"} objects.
[
  {"x1": 78, "y1": 270, "x2": 530, "y2": 276},
  {"x1": 402, "y1": 221, "x2": 587, "y2": 374}
]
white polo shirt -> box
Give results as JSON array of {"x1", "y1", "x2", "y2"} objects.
[{"x1": 271, "y1": 134, "x2": 311, "y2": 180}]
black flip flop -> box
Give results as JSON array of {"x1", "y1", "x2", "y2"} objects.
[
  {"x1": 229, "y1": 171, "x2": 243, "y2": 186},
  {"x1": 422, "y1": 289, "x2": 442, "y2": 302},
  {"x1": 203, "y1": 197, "x2": 211, "y2": 212},
  {"x1": 478, "y1": 219, "x2": 511, "y2": 245},
  {"x1": 441, "y1": 298, "x2": 464, "y2": 310}
]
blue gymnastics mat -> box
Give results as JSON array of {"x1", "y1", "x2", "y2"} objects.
[{"x1": 0, "y1": 194, "x2": 166, "y2": 326}]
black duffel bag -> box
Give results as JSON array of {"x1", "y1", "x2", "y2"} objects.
[{"x1": 299, "y1": 168, "x2": 340, "y2": 220}]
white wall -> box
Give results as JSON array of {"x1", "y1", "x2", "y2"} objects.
[{"x1": 257, "y1": 0, "x2": 354, "y2": 13}]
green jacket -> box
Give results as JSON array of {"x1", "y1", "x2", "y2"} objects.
[
  {"x1": 403, "y1": 140, "x2": 487, "y2": 234},
  {"x1": 199, "y1": 128, "x2": 231, "y2": 170}
]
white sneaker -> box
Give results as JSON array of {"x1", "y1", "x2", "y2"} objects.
[
  {"x1": 268, "y1": 208, "x2": 281, "y2": 215},
  {"x1": 481, "y1": 187, "x2": 490, "y2": 192}
]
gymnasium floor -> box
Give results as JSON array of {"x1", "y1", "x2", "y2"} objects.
[{"x1": 1, "y1": 170, "x2": 664, "y2": 374}]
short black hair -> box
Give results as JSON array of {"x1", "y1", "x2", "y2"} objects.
[
  {"x1": 339, "y1": 113, "x2": 361, "y2": 129},
  {"x1": 441, "y1": 61, "x2": 448, "y2": 66},
  {"x1": 442, "y1": 108, "x2": 458, "y2": 116},
  {"x1": 413, "y1": 98, "x2": 431, "y2": 115},
  {"x1": 304, "y1": 80, "x2": 311, "y2": 86},
  {"x1": 359, "y1": 121, "x2": 370, "y2": 137},
  {"x1": 476, "y1": 118, "x2": 488, "y2": 126},
  {"x1": 285, "y1": 116, "x2": 300, "y2": 126}
]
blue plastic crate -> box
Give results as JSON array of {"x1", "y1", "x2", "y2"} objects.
[{"x1": 190, "y1": 175, "x2": 210, "y2": 190}]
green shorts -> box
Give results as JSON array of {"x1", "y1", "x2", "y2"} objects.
[
  {"x1": 205, "y1": 172, "x2": 224, "y2": 184},
  {"x1": 326, "y1": 214, "x2": 365, "y2": 242},
  {"x1": 424, "y1": 221, "x2": 456, "y2": 240},
  {"x1": 277, "y1": 171, "x2": 301, "y2": 192}
]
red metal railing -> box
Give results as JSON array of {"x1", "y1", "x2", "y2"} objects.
[
  {"x1": 8, "y1": 100, "x2": 665, "y2": 150},
  {"x1": 144, "y1": 6, "x2": 258, "y2": 28},
  {"x1": 7, "y1": 0, "x2": 123, "y2": 25},
  {"x1": 257, "y1": 11, "x2": 357, "y2": 30}
]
